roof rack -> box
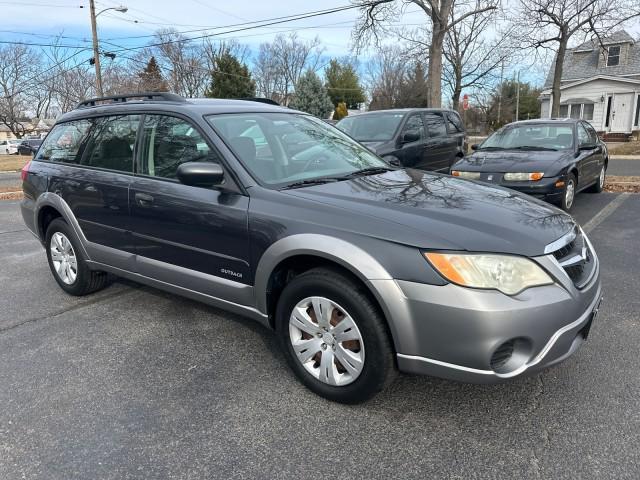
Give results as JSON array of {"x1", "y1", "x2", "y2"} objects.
[{"x1": 76, "y1": 92, "x2": 186, "y2": 109}]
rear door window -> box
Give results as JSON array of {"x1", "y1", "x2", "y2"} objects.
[
  {"x1": 423, "y1": 112, "x2": 447, "y2": 138},
  {"x1": 81, "y1": 115, "x2": 140, "y2": 173},
  {"x1": 446, "y1": 112, "x2": 464, "y2": 133}
]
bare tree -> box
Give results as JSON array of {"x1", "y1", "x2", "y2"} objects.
[
  {"x1": 0, "y1": 44, "x2": 41, "y2": 137},
  {"x1": 443, "y1": 4, "x2": 517, "y2": 111},
  {"x1": 253, "y1": 33, "x2": 324, "y2": 105},
  {"x1": 352, "y1": 0, "x2": 499, "y2": 107},
  {"x1": 365, "y1": 46, "x2": 408, "y2": 109},
  {"x1": 517, "y1": 0, "x2": 640, "y2": 116},
  {"x1": 153, "y1": 29, "x2": 209, "y2": 97}
]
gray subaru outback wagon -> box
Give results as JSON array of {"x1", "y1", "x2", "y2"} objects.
[{"x1": 21, "y1": 93, "x2": 602, "y2": 403}]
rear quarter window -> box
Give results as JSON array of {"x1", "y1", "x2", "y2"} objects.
[{"x1": 36, "y1": 120, "x2": 92, "y2": 164}]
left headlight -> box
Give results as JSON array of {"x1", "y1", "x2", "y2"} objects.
[{"x1": 424, "y1": 252, "x2": 553, "y2": 295}]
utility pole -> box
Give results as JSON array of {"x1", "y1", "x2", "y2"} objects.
[
  {"x1": 89, "y1": 0, "x2": 103, "y2": 97},
  {"x1": 497, "y1": 60, "x2": 504, "y2": 124},
  {"x1": 515, "y1": 70, "x2": 520, "y2": 122},
  {"x1": 88, "y1": 2, "x2": 128, "y2": 98},
  {"x1": 515, "y1": 71, "x2": 521, "y2": 121}
]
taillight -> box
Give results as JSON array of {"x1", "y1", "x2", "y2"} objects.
[{"x1": 21, "y1": 160, "x2": 31, "y2": 182}]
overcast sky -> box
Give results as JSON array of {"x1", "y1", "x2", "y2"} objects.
[{"x1": 3, "y1": 0, "x2": 640, "y2": 89}]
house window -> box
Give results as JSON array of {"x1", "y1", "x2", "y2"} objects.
[
  {"x1": 607, "y1": 46, "x2": 620, "y2": 67},
  {"x1": 570, "y1": 105, "x2": 581, "y2": 119},
  {"x1": 559, "y1": 104, "x2": 569, "y2": 118},
  {"x1": 582, "y1": 104, "x2": 594, "y2": 121}
]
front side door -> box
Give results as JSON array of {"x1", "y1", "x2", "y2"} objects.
[
  {"x1": 579, "y1": 122, "x2": 605, "y2": 184},
  {"x1": 395, "y1": 114, "x2": 427, "y2": 169},
  {"x1": 129, "y1": 114, "x2": 251, "y2": 298},
  {"x1": 38, "y1": 116, "x2": 138, "y2": 268},
  {"x1": 423, "y1": 112, "x2": 455, "y2": 172}
]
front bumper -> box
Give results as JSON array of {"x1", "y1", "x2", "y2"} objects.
[{"x1": 371, "y1": 241, "x2": 601, "y2": 383}]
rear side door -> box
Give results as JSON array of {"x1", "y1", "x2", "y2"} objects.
[
  {"x1": 395, "y1": 114, "x2": 427, "y2": 169},
  {"x1": 423, "y1": 112, "x2": 454, "y2": 172},
  {"x1": 37, "y1": 116, "x2": 138, "y2": 269},
  {"x1": 129, "y1": 113, "x2": 251, "y2": 298}
]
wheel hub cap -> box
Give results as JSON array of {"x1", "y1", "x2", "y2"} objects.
[
  {"x1": 50, "y1": 232, "x2": 77, "y2": 285},
  {"x1": 289, "y1": 296, "x2": 365, "y2": 386}
]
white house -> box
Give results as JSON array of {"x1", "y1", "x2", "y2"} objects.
[{"x1": 539, "y1": 30, "x2": 640, "y2": 139}]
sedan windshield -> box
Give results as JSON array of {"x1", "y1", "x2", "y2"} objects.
[
  {"x1": 480, "y1": 124, "x2": 574, "y2": 151},
  {"x1": 336, "y1": 113, "x2": 404, "y2": 142},
  {"x1": 206, "y1": 113, "x2": 389, "y2": 188}
]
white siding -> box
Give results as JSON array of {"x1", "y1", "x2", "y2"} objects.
[
  {"x1": 540, "y1": 99, "x2": 550, "y2": 118},
  {"x1": 543, "y1": 78, "x2": 640, "y2": 131}
]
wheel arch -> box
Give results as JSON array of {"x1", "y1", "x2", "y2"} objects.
[
  {"x1": 255, "y1": 234, "x2": 394, "y2": 326},
  {"x1": 34, "y1": 192, "x2": 90, "y2": 258}
]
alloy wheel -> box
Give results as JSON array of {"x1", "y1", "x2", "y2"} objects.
[
  {"x1": 565, "y1": 179, "x2": 575, "y2": 209},
  {"x1": 289, "y1": 296, "x2": 365, "y2": 386},
  {"x1": 50, "y1": 232, "x2": 78, "y2": 285}
]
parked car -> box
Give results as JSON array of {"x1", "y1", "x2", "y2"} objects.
[
  {"x1": 17, "y1": 139, "x2": 43, "y2": 156},
  {"x1": 335, "y1": 108, "x2": 467, "y2": 172},
  {"x1": 21, "y1": 93, "x2": 601, "y2": 403},
  {"x1": 451, "y1": 119, "x2": 607, "y2": 210},
  {"x1": 6, "y1": 139, "x2": 22, "y2": 155}
]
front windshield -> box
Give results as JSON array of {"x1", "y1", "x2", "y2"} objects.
[
  {"x1": 480, "y1": 124, "x2": 574, "y2": 151},
  {"x1": 336, "y1": 113, "x2": 404, "y2": 142},
  {"x1": 206, "y1": 112, "x2": 389, "y2": 188}
]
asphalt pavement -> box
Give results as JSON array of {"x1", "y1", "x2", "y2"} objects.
[
  {"x1": 608, "y1": 158, "x2": 640, "y2": 176},
  {"x1": 0, "y1": 172, "x2": 20, "y2": 189},
  {"x1": 0, "y1": 192, "x2": 639, "y2": 479}
]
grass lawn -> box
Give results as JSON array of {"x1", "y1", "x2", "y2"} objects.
[
  {"x1": 0, "y1": 155, "x2": 31, "y2": 172},
  {"x1": 607, "y1": 142, "x2": 640, "y2": 156}
]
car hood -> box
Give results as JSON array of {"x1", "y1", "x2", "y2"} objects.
[
  {"x1": 285, "y1": 169, "x2": 574, "y2": 257},
  {"x1": 453, "y1": 150, "x2": 574, "y2": 173}
]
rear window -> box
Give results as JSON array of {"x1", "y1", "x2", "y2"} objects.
[{"x1": 36, "y1": 120, "x2": 92, "y2": 164}]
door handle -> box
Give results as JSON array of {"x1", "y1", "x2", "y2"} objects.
[{"x1": 135, "y1": 192, "x2": 154, "y2": 206}]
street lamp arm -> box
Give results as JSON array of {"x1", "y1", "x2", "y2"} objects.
[{"x1": 96, "y1": 5, "x2": 128, "y2": 17}]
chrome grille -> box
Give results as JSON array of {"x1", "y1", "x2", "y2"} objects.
[{"x1": 549, "y1": 227, "x2": 594, "y2": 288}]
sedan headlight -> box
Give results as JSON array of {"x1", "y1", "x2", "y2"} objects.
[
  {"x1": 451, "y1": 171, "x2": 481, "y2": 180},
  {"x1": 424, "y1": 252, "x2": 553, "y2": 295},
  {"x1": 504, "y1": 172, "x2": 544, "y2": 181}
]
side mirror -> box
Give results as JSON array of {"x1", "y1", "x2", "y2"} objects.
[
  {"x1": 177, "y1": 162, "x2": 224, "y2": 187},
  {"x1": 471, "y1": 144, "x2": 479, "y2": 151},
  {"x1": 579, "y1": 143, "x2": 597, "y2": 151},
  {"x1": 401, "y1": 131, "x2": 421, "y2": 144}
]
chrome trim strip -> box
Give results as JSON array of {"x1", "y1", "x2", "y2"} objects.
[
  {"x1": 397, "y1": 286, "x2": 602, "y2": 379},
  {"x1": 544, "y1": 228, "x2": 577, "y2": 254}
]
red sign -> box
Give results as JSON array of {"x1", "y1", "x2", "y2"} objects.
[{"x1": 462, "y1": 94, "x2": 469, "y2": 110}]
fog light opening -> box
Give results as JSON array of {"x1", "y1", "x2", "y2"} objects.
[{"x1": 490, "y1": 337, "x2": 532, "y2": 374}]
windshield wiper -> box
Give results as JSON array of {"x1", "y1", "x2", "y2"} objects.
[
  {"x1": 334, "y1": 166, "x2": 395, "y2": 179},
  {"x1": 511, "y1": 146, "x2": 558, "y2": 151},
  {"x1": 280, "y1": 177, "x2": 339, "y2": 190},
  {"x1": 476, "y1": 146, "x2": 505, "y2": 151}
]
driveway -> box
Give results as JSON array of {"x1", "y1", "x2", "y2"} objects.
[{"x1": 0, "y1": 192, "x2": 639, "y2": 479}]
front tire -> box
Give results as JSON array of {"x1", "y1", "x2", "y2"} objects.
[
  {"x1": 276, "y1": 267, "x2": 396, "y2": 403},
  {"x1": 560, "y1": 173, "x2": 577, "y2": 211},
  {"x1": 45, "y1": 218, "x2": 112, "y2": 296}
]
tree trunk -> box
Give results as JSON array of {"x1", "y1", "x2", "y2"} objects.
[
  {"x1": 428, "y1": 21, "x2": 446, "y2": 108},
  {"x1": 551, "y1": 33, "x2": 568, "y2": 118}
]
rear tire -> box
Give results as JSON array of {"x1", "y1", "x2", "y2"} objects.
[
  {"x1": 588, "y1": 165, "x2": 606, "y2": 193},
  {"x1": 45, "y1": 218, "x2": 112, "y2": 296},
  {"x1": 276, "y1": 267, "x2": 396, "y2": 403}
]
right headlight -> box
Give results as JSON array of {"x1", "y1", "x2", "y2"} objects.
[{"x1": 424, "y1": 252, "x2": 553, "y2": 295}]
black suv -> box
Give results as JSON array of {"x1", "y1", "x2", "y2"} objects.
[
  {"x1": 335, "y1": 108, "x2": 466, "y2": 172},
  {"x1": 18, "y1": 138, "x2": 43, "y2": 156},
  {"x1": 21, "y1": 93, "x2": 601, "y2": 403}
]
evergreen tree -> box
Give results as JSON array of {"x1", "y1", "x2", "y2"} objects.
[
  {"x1": 205, "y1": 53, "x2": 256, "y2": 99},
  {"x1": 325, "y1": 59, "x2": 365, "y2": 109},
  {"x1": 289, "y1": 70, "x2": 334, "y2": 119},
  {"x1": 138, "y1": 57, "x2": 169, "y2": 92},
  {"x1": 397, "y1": 62, "x2": 429, "y2": 108}
]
